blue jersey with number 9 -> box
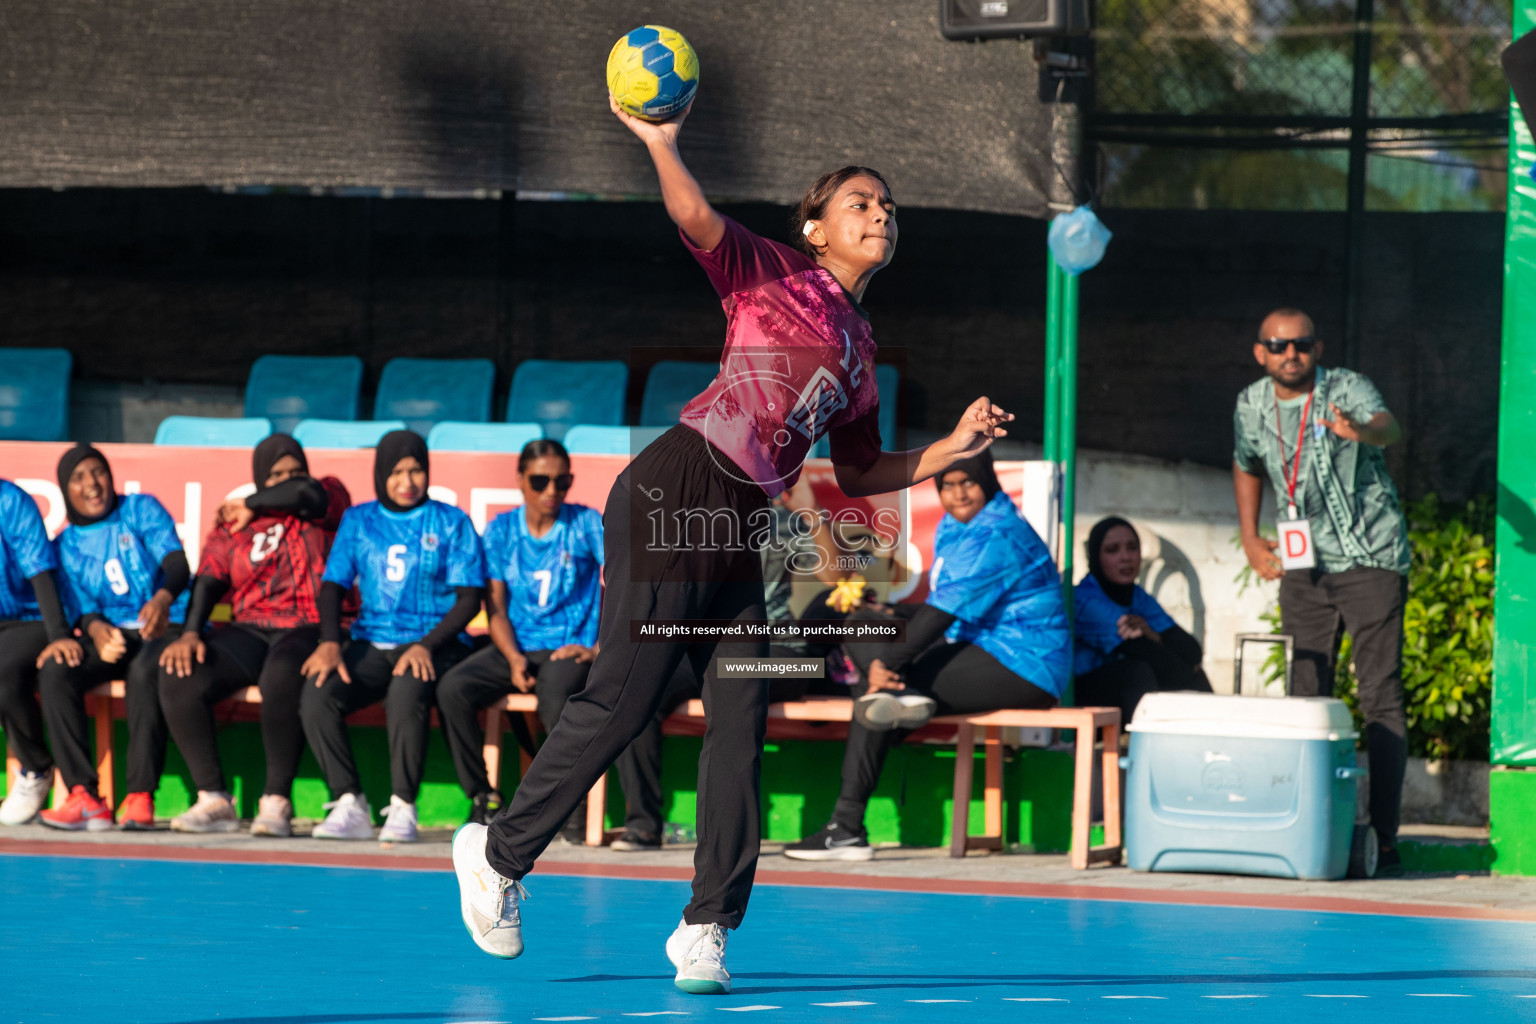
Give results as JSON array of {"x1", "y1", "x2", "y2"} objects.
[
  {"x1": 56, "y1": 493, "x2": 188, "y2": 628},
  {"x1": 323, "y1": 499, "x2": 486, "y2": 646}
]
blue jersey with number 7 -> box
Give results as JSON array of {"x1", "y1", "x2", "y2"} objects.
[
  {"x1": 483, "y1": 502, "x2": 604, "y2": 651},
  {"x1": 322, "y1": 500, "x2": 486, "y2": 646}
]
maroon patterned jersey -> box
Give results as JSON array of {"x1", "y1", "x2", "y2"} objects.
[{"x1": 198, "y1": 476, "x2": 350, "y2": 629}]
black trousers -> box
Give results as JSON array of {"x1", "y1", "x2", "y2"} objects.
[
  {"x1": 436, "y1": 644, "x2": 594, "y2": 800},
  {"x1": 1072, "y1": 631, "x2": 1213, "y2": 726},
  {"x1": 38, "y1": 628, "x2": 172, "y2": 796},
  {"x1": 159, "y1": 625, "x2": 320, "y2": 796},
  {"x1": 485, "y1": 425, "x2": 770, "y2": 930},
  {"x1": 300, "y1": 638, "x2": 470, "y2": 803},
  {"x1": 0, "y1": 621, "x2": 53, "y2": 776},
  {"x1": 1280, "y1": 565, "x2": 1408, "y2": 845},
  {"x1": 831, "y1": 607, "x2": 1057, "y2": 831}
]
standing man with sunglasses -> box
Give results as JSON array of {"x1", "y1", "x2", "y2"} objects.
[{"x1": 1233, "y1": 307, "x2": 1409, "y2": 874}]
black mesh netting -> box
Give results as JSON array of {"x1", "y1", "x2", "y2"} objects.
[{"x1": 0, "y1": 0, "x2": 1055, "y2": 217}]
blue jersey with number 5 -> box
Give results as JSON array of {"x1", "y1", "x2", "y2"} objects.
[
  {"x1": 0, "y1": 480, "x2": 58, "y2": 622},
  {"x1": 927, "y1": 490, "x2": 1070, "y2": 698},
  {"x1": 483, "y1": 503, "x2": 604, "y2": 651},
  {"x1": 56, "y1": 493, "x2": 188, "y2": 628},
  {"x1": 323, "y1": 500, "x2": 486, "y2": 645}
]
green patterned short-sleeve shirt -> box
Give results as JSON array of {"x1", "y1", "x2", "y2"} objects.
[{"x1": 1233, "y1": 366, "x2": 1409, "y2": 575}]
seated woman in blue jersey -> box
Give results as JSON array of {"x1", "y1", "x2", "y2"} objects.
[
  {"x1": 0, "y1": 479, "x2": 86, "y2": 827},
  {"x1": 784, "y1": 451, "x2": 1070, "y2": 862},
  {"x1": 35, "y1": 446, "x2": 190, "y2": 831},
  {"x1": 1070, "y1": 516, "x2": 1210, "y2": 725},
  {"x1": 299, "y1": 430, "x2": 485, "y2": 844},
  {"x1": 436, "y1": 439, "x2": 604, "y2": 829}
]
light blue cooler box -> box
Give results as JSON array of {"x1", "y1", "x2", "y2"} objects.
[{"x1": 1124, "y1": 692, "x2": 1364, "y2": 880}]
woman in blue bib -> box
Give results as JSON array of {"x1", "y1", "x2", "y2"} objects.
[
  {"x1": 299, "y1": 430, "x2": 486, "y2": 844},
  {"x1": 40, "y1": 445, "x2": 190, "y2": 831},
  {"x1": 1071, "y1": 516, "x2": 1210, "y2": 725}
]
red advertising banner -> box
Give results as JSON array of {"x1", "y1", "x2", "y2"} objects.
[{"x1": 1, "y1": 442, "x2": 1041, "y2": 607}]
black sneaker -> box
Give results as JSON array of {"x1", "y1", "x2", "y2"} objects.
[
  {"x1": 467, "y1": 791, "x2": 503, "y2": 827},
  {"x1": 1376, "y1": 844, "x2": 1404, "y2": 878},
  {"x1": 783, "y1": 822, "x2": 873, "y2": 862},
  {"x1": 610, "y1": 828, "x2": 662, "y2": 852}
]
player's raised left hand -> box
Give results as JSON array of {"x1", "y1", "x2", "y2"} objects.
[{"x1": 947, "y1": 396, "x2": 1014, "y2": 460}]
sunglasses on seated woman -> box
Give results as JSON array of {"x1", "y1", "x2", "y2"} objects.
[
  {"x1": 1260, "y1": 335, "x2": 1317, "y2": 354},
  {"x1": 526, "y1": 473, "x2": 573, "y2": 493}
]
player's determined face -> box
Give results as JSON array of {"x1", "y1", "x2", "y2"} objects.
[
  {"x1": 937, "y1": 469, "x2": 985, "y2": 523},
  {"x1": 66, "y1": 456, "x2": 113, "y2": 519},
  {"x1": 820, "y1": 176, "x2": 897, "y2": 271},
  {"x1": 386, "y1": 457, "x2": 427, "y2": 509},
  {"x1": 520, "y1": 454, "x2": 572, "y2": 518}
]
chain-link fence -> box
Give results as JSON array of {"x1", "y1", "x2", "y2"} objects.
[{"x1": 1092, "y1": 0, "x2": 1512, "y2": 210}]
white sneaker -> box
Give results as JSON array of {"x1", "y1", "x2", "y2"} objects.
[
  {"x1": 452, "y1": 823, "x2": 527, "y2": 959},
  {"x1": 854, "y1": 691, "x2": 938, "y2": 732},
  {"x1": 378, "y1": 796, "x2": 418, "y2": 844},
  {"x1": 250, "y1": 794, "x2": 293, "y2": 837},
  {"x1": 312, "y1": 792, "x2": 374, "y2": 840},
  {"x1": 169, "y1": 791, "x2": 240, "y2": 833},
  {"x1": 666, "y1": 919, "x2": 731, "y2": 995},
  {"x1": 0, "y1": 770, "x2": 52, "y2": 826}
]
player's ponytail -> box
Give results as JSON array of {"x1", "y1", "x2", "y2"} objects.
[
  {"x1": 518, "y1": 439, "x2": 571, "y2": 474},
  {"x1": 790, "y1": 166, "x2": 892, "y2": 259}
]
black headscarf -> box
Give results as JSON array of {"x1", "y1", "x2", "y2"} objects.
[
  {"x1": 56, "y1": 444, "x2": 117, "y2": 527},
  {"x1": 1086, "y1": 515, "x2": 1139, "y2": 607},
  {"x1": 252, "y1": 434, "x2": 308, "y2": 491},
  {"x1": 374, "y1": 430, "x2": 429, "y2": 513},
  {"x1": 934, "y1": 449, "x2": 1003, "y2": 502}
]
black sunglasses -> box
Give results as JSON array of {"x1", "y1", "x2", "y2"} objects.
[
  {"x1": 1260, "y1": 335, "x2": 1317, "y2": 355},
  {"x1": 526, "y1": 473, "x2": 573, "y2": 493}
]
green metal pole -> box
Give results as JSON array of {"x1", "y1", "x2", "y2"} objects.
[
  {"x1": 1059, "y1": 267, "x2": 1079, "y2": 592},
  {"x1": 1044, "y1": 254, "x2": 1062, "y2": 466}
]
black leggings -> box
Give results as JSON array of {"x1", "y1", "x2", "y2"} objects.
[
  {"x1": 0, "y1": 621, "x2": 52, "y2": 776},
  {"x1": 158, "y1": 625, "x2": 319, "y2": 796},
  {"x1": 435, "y1": 645, "x2": 594, "y2": 801},
  {"x1": 831, "y1": 607, "x2": 1056, "y2": 831},
  {"x1": 300, "y1": 638, "x2": 471, "y2": 803},
  {"x1": 1072, "y1": 633, "x2": 1212, "y2": 726},
  {"x1": 485, "y1": 424, "x2": 770, "y2": 930},
  {"x1": 38, "y1": 628, "x2": 172, "y2": 796}
]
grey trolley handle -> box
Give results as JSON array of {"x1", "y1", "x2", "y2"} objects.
[{"x1": 1232, "y1": 633, "x2": 1294, "y2": 696}]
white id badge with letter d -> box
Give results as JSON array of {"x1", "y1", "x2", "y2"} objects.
[{"x1": 1277, "y1": 517, "x2": 1316, "y2": 570}]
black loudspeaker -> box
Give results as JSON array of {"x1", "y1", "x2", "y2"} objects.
[
  {"x1": 1503, "y1": 30, "x2": 1536, "y2": 130},
  {"x1": 940, "y1": 0, "x2": 1089, "y2": 40}
]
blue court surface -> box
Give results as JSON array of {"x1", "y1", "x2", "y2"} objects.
[{"x1": 6, "y1": 852, "x2": 1536, "y2": 1024}]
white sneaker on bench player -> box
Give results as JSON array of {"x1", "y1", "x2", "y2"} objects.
[{"x1": 853, "y1": 691, "x2": 937, "y2": 731}]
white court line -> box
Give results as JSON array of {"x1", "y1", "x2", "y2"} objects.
[
  {"x1": 1003, "y1": 998, "x2": 1068, "y2": 1002},
  {"x1": 1203, "y1": 995, "x2": 1267, "y2": 999},
  {"x1": 1101, "y1": 996, "x2": 1167, "y2": 1000},
  {"x1": 622, "y1": 1014, "x2": 690, "y2": 1018},
  {"x1": 1408, "y1": 993, "x2": 1473, "y2": 998},
  {"x1": 717, "y1": 1008, "x2": 782, "y2": 1013},
  {"x1": 811, "y1": 1002, "x2": 876, "y2": 1007},
  {"x1": 533, "y1": 1018, "x2": 597, "y2": 1022},
  {"x1": 1304, "y1": 994, "x2": 1369, "y2": 999},
  {"x1": 906, "y1": 999, "x2": 970, "y2": 1003}
]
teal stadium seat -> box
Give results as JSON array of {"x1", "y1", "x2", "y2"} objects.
[
  {"x1": 562, "y1": 424, "x2": 669, "y2": 455},
  {"x1": 292, "y1": 419, "x2": 407, "y2": 449},
  {"x1": 639, "y1": 361, "x2": 718, "y2": 427},
  {"x1": 426, "y1": 422, "x2": 542, "y2": 453},
  {"x1": 154, "y1": 416, "x2": 273, "y2": 447},
  {"x1": 507, "y1": 360, "x2": 628, "y2": 442},
  {"x1": 812, "y1": 363, "x2": 901, "y2": 458},
  {"x1": 0, "y1": 348, "x2": 72, "y2": 441},
  {"x1": 244, "y1": 355, "x2": 364, "y2": 435},
  {"x1": 374, "y1": 358, "x2": 495, "y2": 436}
]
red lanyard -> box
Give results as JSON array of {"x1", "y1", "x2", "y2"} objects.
[{"x1": 1277, "y1": 389, "x2": 1315, "y2": 518}]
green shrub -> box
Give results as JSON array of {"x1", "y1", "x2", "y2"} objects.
[{"x1": 1241, "y1": 495, "x2": 1494, "y2": 761}]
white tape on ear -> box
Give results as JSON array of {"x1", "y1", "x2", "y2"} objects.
[{"x1": 802, "y1": 220, "x2": 816, "y2": 237}]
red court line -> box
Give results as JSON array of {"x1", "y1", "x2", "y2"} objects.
[{"x1": 4, "y1": 836, "x2": 1533, "y2": 923}]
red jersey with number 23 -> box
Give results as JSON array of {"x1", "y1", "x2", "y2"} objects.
[
  {"x1": 679, "y1": 217, "x2": 883, "y2": 498},
  {"x1": 196, "y1": 476, "x2": 351, "y2": 629}
]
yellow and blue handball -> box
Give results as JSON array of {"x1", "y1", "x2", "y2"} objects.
[{"x1": 607, "y1": 25, "x2": 699, "y2": 121}]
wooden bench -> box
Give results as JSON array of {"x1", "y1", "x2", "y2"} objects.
[{"x1": 10, "y1": 686, "x2": 1122, "y2": 870}]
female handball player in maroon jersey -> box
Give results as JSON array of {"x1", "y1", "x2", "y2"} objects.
[
  {"x1": 157, "y1": 434, "x2": 350, "y2": 837},
  {"x1": 452, "y1": 92, "x2": 1013, "y2": 994}
]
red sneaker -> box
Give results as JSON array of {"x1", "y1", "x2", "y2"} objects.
[
  {"x1": 39, "y1": 786, "x2": 114, "y2": 832},
  {"x1": 116, "y1": 791, "x2": 155, "y2": 831}
]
